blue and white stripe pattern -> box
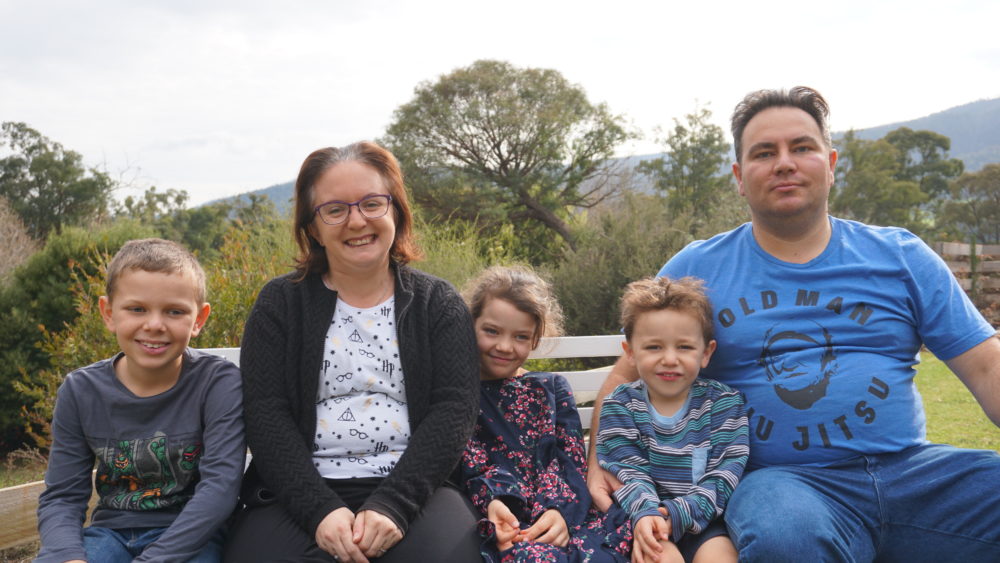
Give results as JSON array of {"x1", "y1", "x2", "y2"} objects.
[{"x1": 596, "y1": 378, "x2": 749, "y2": 542}]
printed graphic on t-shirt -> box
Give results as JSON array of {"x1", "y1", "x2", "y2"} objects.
[
  {"x1": 758, "y1": 321, "x2": 839, "y2": 410},
  {"x1": 711, "y1": 287, "x2": 898, "y2": 457},
  {"x1": 314, "y1": 297, "x2": 410, "y2": 478},
  {"x1": 93, "y1": 433, "x2": 201, "y2": 511}
]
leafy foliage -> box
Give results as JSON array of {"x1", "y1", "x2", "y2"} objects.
[
  {"x1": 383, "y1": 59, "x2": 634, "y2": 258},
  {"x1": 116, "y1": 187, "x2": 285, "y2": 261},
  {"x1": 0, "y1": 122, "x2": 115, "y2": 240},
  {"x1": 884, "y1": 127, "x2": 964, "y2": 200},
  {"x1": 832, "y1": 131, "x2": 928, "y2": 233},
  {"x1": 638, "y1": 107, "x2": 745, "y2": 237},
  {"x1": 197, "y1": 222, "x2": 296, "y2": 347},
  {"x1": 411, "y1": 215, "x2": 515, "y2": 290},
  {"x1": 0, "y1": 196, "x2": 39, "y2": 286},
  {"x1": 550, "y1": 193, "x2": 696, "y2": 340},
  {"x1": 939, "y1": 163, "x2": 1000, "y2": 244}
]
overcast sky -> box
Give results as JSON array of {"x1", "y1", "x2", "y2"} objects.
[{"x1": 3, "y1": 0, "x2": 998, "y2": 206}]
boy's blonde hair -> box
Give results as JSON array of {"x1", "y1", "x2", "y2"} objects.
[
  {"x1": 463, "y1": 265, "x2": 564, "y2": 349},
  {"x1": 105, "y1": 238, "x2": 207, "y2": 304},
  {"x1": 620, "y1": 276, "x2": 713, "y2": 344}
]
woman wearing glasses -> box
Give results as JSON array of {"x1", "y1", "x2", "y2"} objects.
[{"x1": 224, "y1": 142, "x2": 481, "y2": 562}]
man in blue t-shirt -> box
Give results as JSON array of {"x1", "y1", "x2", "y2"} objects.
[{"x1": 588, "y1": 86, "x2": 1000, "y2": 561}]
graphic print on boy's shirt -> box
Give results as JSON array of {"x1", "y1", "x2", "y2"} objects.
[
  {"x1": 93, "y1": 433, "x2": 202, "y2": 511},
  {"x1": 313, "y1": 296, "x2": 411, "y2": 478}
]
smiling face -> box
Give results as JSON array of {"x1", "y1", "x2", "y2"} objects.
[
  {"x1": 733, "y1": 106, "x2": 837, "y2": 232},
  {"x1": 625, "y1": 308, "x2": 716, "y2": 416},
  {"x1": 99, "y1": 268, "x2": 210, "y2": 389},
  {"x1": 474, "y1": 297, "x2": 539, "y2": 381},
  {"x1": 308, "y1": 160, "x2": 396, "y2": 278}
]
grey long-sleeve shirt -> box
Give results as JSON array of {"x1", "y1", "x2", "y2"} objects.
[{"x1": 36, "y1": 349, "x2": 245, "y2": 563}]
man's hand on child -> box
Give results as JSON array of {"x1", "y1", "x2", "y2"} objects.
[
  {"x1": 587, "y1": 464, "x2": 622, "y2": 512},
  {"x1": 633, "y1": 514, "x2": 671, "y2": 563},
  {"x1": 522, "y1": 509, "x2": 569, "y2": 547},
  {"x1": 487, "y1": 499, "x2": 523, "y2": 551}
]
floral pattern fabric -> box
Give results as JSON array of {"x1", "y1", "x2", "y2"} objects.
[{"x1": 462, "y1": 372, "x2": 631, "y2": 562}]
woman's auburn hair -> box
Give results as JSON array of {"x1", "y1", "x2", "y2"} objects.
[{"x1": 291, "y1": 141, "x2": 423, "y2": 280}]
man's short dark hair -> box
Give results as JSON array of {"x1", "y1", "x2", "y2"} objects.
[{"x1": 731, "y1": 86, "x2": 831, "y2": 164}]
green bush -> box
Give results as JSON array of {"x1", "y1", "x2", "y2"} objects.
[
  {"x1": 551, "y1": 193, "x2": 694, "y2": 339},
  {"x1": 198, "y1": 222, "x2": 296, "y2": 347},
  {"x1": 0, "y1": 221, "x2": 155, "y2": 451},
  {"x1": 413, "y1": 216, "x2": 516, "y2": 289}
]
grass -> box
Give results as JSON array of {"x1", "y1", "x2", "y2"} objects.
[
  {"x1": 0, "y1": 448, "x2": 46, "y2": 489},
  {"x1": 916, "y1": 351, "x2": 1000, "y2": 451}
]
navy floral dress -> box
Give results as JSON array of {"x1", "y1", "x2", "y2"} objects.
[{"x1": 462, "y1": 372, "x2": 632, "y2": 562}]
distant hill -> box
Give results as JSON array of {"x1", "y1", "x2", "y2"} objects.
[
  {"x1": 213, "y1": 180, "x2": 295, "y2": 216},
  {"x1": 843, "y1": 97, "x2": 1000, "y2": 172},
  {"x1": 211, "y1": 97, "x2": 1000, "y2": 209}
]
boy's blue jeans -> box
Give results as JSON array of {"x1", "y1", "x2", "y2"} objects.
[
  {"x1": 83, "y1": 526, "x2": 224, "y2": 562},
  {"x1": 725, "y1": 443, "x2": 1000, "y2": 562}
]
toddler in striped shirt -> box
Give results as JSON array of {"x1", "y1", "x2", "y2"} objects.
[{"x1": 596, "y1": 276, "x2": 749, "y2": 563}]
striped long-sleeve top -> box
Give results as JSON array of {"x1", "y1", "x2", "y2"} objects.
[{"x1": 596, "y1": 378, "x2": 748, "y2": 543}]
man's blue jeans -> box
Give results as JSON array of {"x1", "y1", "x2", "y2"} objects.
[
  {"x1": 725, "y1": 443, "x2": 1000, "y2": 562},
  {"x1": 83, "y1": 525, "x2": 224, "y2": 562}
]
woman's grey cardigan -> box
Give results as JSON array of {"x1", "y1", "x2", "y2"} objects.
[{"x1": 238, "y1": 264, "x2": 479, "y2": 535}]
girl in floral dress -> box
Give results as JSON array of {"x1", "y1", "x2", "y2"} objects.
[{"x1": 461, "y1": 266, "x2": 631, "y2": 563}]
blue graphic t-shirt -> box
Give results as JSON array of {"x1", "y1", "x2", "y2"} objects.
[{"x1": 659, "y1": 217, "x2": 994, "y2": 467}]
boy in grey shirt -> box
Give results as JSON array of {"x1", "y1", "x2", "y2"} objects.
[{"x1": 36, "y1": 238, "x2": 244, "y2": 563}]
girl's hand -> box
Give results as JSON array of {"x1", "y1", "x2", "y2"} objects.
[
  {"x1": 487, "y1": 499, "x2": 523, "y2": 551},
  {"x1": 522, "y1": 508, "x2": 569, "y2": 547},
  {"x1": 632, "y1": 514, "x2": 670, "y2": 563},
  {"x1": 353, "y1": 509, "x2": 404, "y2": 559},
  {"x1": 316, "y1": 507, "x2": 368, "y2": 562}
]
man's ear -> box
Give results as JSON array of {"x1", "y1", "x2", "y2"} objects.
[{"x1": 733, "y1": 162, "x2": 745, "y2": 197}]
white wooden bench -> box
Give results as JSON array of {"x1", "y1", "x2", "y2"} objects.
[{"x1": 0, "y1": 335, "x2": 623, "y2": 551}]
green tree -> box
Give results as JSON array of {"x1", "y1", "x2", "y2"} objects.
[
  {"x1": 116, "y1": 185, "x2": 190, "y2": 223},
  {"x1": 884, "y1": 127, "x2": 964, "y2": 200},
  {"x1": 939, "y1": 164, "x2": 1000, "y2": 244},
  {"x1": 638, "y1": 107, "x2": 744, "y2": 236},
  {"x1": 833, "y1": 131, "x2": 927, "y2": 233},
  {"x1": 0, "y1": 122, "x2": 115, "y2": 239},
  {"x1": 115, "y1": 187, "x2": 284, "y2": 260},
  {"x1": 382, "y1": 60, "x2": 633, "y2": 258}
]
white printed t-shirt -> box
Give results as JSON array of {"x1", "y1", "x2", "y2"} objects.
[{"x1": 313, "y1": 296, "x2": 410, "y2": 478}]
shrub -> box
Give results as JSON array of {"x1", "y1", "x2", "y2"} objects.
[{"x1": 551, "y1": 193, "x2": 694, "y2": 339}]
